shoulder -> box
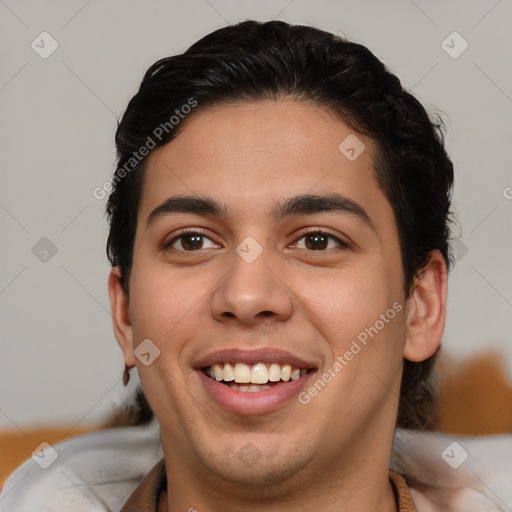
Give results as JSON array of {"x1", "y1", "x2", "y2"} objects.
[
  {"x1": 392, "y1": 429, "x2": 512, "y2": 512},
  {"x1": 0, "y1": 422, "x2": 162, "y2": 512}
]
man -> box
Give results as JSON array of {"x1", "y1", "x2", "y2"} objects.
[
  {"x1": 2, "y1": 19, "x2": 509, "y2": 512},
  {"x1": 106, "y1": 19, "x2": 449, "y2": 510}
]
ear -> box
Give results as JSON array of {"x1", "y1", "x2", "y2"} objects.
[
  {"x1": 403, "y1": 250, "x2": 448, "y2": 362},
  {"x1": 108, "y1": 267, "x2": 135, "y2": 367}
]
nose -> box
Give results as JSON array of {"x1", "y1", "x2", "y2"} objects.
[{"x1": 210, "y1": 242, "x2": 293, "y2": 327}]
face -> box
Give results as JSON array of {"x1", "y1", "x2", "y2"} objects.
[{"x1": 113, "y1": 100, "x2": 414, "y2": 491}]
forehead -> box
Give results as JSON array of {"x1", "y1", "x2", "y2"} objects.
[{"x1": 139, "y1": 100, "x2": 392, "y2": 230}]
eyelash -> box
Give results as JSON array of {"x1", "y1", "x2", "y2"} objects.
[{"x1": 162, "y1": 227, "x2": 349, "y2": 253}]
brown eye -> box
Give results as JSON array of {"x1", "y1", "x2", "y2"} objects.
[
  {"x1": 165, "y1": 232, "x2": 219, "y2": 252},
  {"x1": 176, "y1": 234, "x2": 204, "y2": 251},
  {"x1": 293, "y1": 231, "x2": 347, "y2": 251}
]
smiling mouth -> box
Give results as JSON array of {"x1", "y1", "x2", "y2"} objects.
[{"x1": 202, "y1": 362, "x2": 312, "y2": 392}]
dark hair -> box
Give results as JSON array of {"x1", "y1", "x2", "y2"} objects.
[{"x1": 106, "y1": 20, "x2": 454, "y2": 430}]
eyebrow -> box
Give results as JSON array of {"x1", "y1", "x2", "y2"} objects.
[{"x1": 146, "y1": 193, "x2": 374, "y2": 231}]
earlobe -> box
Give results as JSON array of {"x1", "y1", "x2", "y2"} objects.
[
  {"x1": 108, "y1": 267, "x2": 135, "y2": 367},
  {"x1": 403, "y1": 251, "x2": 448, "y2": 362}
]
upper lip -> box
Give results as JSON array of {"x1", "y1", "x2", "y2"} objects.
[{"x1": 193, "y1": 348, "x2": 318, "y2": 370}]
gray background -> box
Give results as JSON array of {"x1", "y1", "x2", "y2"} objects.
[{"x1": 1, "y1": 0, "x2": 511, "y2": 428}]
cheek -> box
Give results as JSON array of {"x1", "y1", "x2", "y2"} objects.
[
  {"x1": 297, "y1": 264, "x2": 401, "y2": 353},
  {"x1": 129, "y1": 266, "x2": 208, "y2": 342},
  {"x1": 128, "y1": 268, "x2": 203, "y2": 410}
]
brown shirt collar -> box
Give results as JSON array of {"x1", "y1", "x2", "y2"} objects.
[
  {"x1": 120, "y1": 459, "x2": 166, "y2": 511},
  {"x1": 389, "y1": 470, "x2": 418, "y2": 511},
  {"x1": 120, "y1": 460, "x2": 417, "y2": 511}
]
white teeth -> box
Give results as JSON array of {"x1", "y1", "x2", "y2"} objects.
[
  {"x1": 223, "y1": 362, "x2": 235, "y2": 382},
  {"x1": 248, "y1": 384, "x2": 266, "y2": 392},
  {"x1": 234, "y1": 363, "x2": 251, "y2": 383},
  {"x1": 251, "y1": 363, "x2": 269, "y2": 384},
  {"x1": 280, "y1": 364, "x2": 292, "y2": 381},
  {"x1": 268, "y1": 363, "x2": 281, "y2": 382},
  {"x1": 213, "y1": 363, "x2": 223, "y2": 381},
  {"x1": 227, "y1": 383, "x2": 271, "y2": 392},
  {"x1": 205, "y1": 362, "x2": 309, "y2": 385}
]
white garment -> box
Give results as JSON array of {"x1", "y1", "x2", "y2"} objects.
[
  {"x1": 391, "y1": 429, "x2": 512, "y2": 511},
  {"x1": 0, "y1": 422, "x2": 162, "y2": 512},
  {"x1": 1, "y1": 421, "x2": 510, "y2": 511}
]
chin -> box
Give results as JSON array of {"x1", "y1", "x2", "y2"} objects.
[{"x1": 200, "y1": 444, "x2": 315, "y2": 497}]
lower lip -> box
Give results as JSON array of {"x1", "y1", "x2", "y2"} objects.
[{"x1": 197, "y1": 370, "x2": 315, "y2": 415}]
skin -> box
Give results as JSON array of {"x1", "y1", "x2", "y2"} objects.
[{"x1": 109, "y1": 100, "x2": 447, "y2": 512}]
